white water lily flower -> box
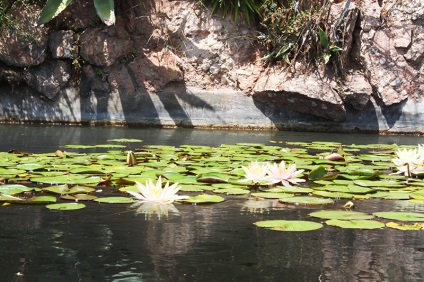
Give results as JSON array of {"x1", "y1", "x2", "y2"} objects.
[
  {"x1": 392, "y1": 148, "x2": 424, "y2": 176},
  {"x1": 418, "y1": 144, "x2": 424, "y2": 159},
  {"x1": 242, "y1": 161, "x2": 270, "y2": 184},
  {"x1": 128, "y1": 176, "x2": 189, "y2": 203},
  {"x1": 267, "y1": 161, "x2": 305, "y2": 187}
]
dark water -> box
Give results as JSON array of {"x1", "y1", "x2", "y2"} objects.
[{"x1": 1, "y1": 124, "x2": 424, "y2": 282}]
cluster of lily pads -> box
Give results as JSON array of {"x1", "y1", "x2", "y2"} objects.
[{"x1": 1, "y1": 139, "x2": 424, "y2": 231}]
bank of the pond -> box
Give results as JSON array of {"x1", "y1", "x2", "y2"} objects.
[{"x1": 1, "y1": 86, "x2": 424, "y2": 135}]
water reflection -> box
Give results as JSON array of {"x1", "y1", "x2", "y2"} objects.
[
  {"x1": 1, "y1": 125, "x2": 424, "y2": 281},
  {"x1": 240, "y1": 198, "x2": 277, "y2": 214},
  {"x1": 130, "y1": 202, "x2": 182, "y2": 220}
]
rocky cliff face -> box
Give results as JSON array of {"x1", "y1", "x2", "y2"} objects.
[{"x1": 0, "y1": 0, "x2": 422, "y2": 133}]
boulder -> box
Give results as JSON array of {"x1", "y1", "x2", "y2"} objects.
[
  {"x1": 341, "y1": 73, "x2": 373, "y2": 110},
  {"x1": 128, "y1": 49, "x2": 184, "y2": 92},
  {"x1": 80, "y1": 25, "x2": 133, "y2": 67},
  {"x1": 24, "y1": 60, "x2": 71, "y2": 99},
  {"x1": 253, "y1": 71, "x2": 346, "y2": 121},
  {"x1": 49, "y1": 30, "x2": 78, "y2": 59}
]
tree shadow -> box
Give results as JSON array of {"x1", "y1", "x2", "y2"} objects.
[{"x1": 78, "y1": 0, "x2": 217, "y2": 127}]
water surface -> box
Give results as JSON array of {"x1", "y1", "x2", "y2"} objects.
[{"x1": 1, "y1": 125, "x2": 424, "y2": 281}]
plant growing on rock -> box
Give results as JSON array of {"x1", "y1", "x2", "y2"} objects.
[
  {"x1": 37, "y1": 0, "x2": 115, "y2": 26},
  {"x1": 257, "y1": 0, "x2": 340, "y2": 67}
]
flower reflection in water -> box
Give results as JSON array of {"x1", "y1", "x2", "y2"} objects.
[
  {"x1": 241, "y1": 198, "x2": 276, "y2": 214},
  {"x1": 130, "y1": 201, "x2": 181, "y2": 220}
]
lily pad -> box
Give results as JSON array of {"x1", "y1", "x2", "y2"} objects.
[
  {"x1": 279, "y1": 196, "x2": 334, "y2": 205},
  {"x1": 308, "y1": 166, "x2": 327, "y2": 180},
  {"x1": 182, "y1": 194, "x2": 225, "y2": 204},
  {"x1": 310, "y1": 210, "x2": 374, "y2": 220},
  {"x1": 373, "y1": 211, "x2": 424, "y2": 222},
  {"x1": 325, "y1": 219, "x2": 385, "y2": 229},
  {"x1": 46, "y1": 203, "x2": 86, "y2": 210},
  {"x1": 254, "y1": 220, "x2": 323, "y2": 231},
  {"x1": 94, "y1": 197, "x2": 134, "y2": 204},
  {"x1": 60, "y1": 194, "x2": 98, "y2": 201},
  {"x1": 251, "y1": 192, "x2": 294, "y2": 199},
  {"x1": 386, "y1": 222, "x2": 424, "y2": 230}
]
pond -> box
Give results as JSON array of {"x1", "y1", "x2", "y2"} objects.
[{"x1": 1, "y1": 124, "x2": 424, "y2": 281}]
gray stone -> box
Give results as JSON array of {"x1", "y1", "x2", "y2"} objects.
[
  {"x1": 253, "y1": 72, "x2": 346, "y2": 121},
  {"x1": 49, "y1": 30, "x2": 78, "y2": 59},
  {"x1": 24, "y1": 60, "x2": 71, "y2": 99}
]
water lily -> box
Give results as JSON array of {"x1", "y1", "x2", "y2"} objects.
[
  {"x1": 392, "y1": 148, "x2": 424, "y2": 176},
  {"x1": 267, "y1": 161, "x2": 305, "y2": 187},
  {"x1": 242, "y1": 161, "x2": 270, "y2": 184},
  {"x1": 127, "y1": 176, "x2": 189, "y2": 203}
]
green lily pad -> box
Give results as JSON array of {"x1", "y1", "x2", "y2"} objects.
[
  {"x1": 354, "y1": 180, "x2": 405, "y2": 188},
  {"x1": 308, "y1": 166, "x2": 327, "y2": 180},
  {"x1": 312, "y1": 191, "x2": 356, "y2": 199},
  {"x1": 0, "y1": 184, "x2": 33, "y2": 194},
  {"x1": 386, "y1": 222, "x2": 424, "y2": 230},
  {"x1": 42, "y1": 184, "x2": 70, "y2": 194},
  {"x1": 94, "y1": 197, "x2": 134, "y2": 204},
  {"x1": 197, "y1": 172, "x2": 230, "y2": 183},
  {"x1": 310, "y1": 210, "x2": 374, "y2": 220},
  {"x1": 279, "y1": 186, "x2": 314, "y2": 194},
  {"x1": 325, "y1": 219, "x2": 385, "y2": 229},
  {"x1": 213, "y1": 188, "x2": 250, "y2": 195},
  {"x1": 182, "y1": 194, "x2": 225, "y2": 204},
  {"x1": 1, "y1": 195, "x2": 57, "y2": 204},
  {"x1": 107, "y1": 138, "x2": 143, "y2": 142},
  {"x1": 279, "y1": 196, "x2": 334, "y2": 205},
  {"x1": 373, "y1": 211, "x2": 424, "y2": 222},
  {"x1": 251, "y1": 192, "x2": 294, "y2": 199},
  {"x1": 60, "y1": 194, "x2": 98, "y2": 201},
  {"x1": 254, "y1": 220, "x2": 323, "y2": 231},
  {"x1": 46, "y1": 203, "x2": 86, "y2": 210}
]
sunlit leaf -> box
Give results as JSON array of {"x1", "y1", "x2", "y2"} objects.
[
  {"x1": 308, "y1": 166, "x2": 327, "y2": 180},
  {"x1": 386, "y1": 222, "x2": 424, "y2": 230},
  {"x1": 373, "y1": 211, "x2": 424, "y2": 222},
  {"x1": 279, "y1": 196, "x2": 333, "y2": 205},
  {"x1": 254, "y1": 220, "x2": 323, "y2": 231},
  {"x1": 325, "y1": 219, "x2": 385, "y2": 229},
  {"x1": 310, "y1": 210, "x2": 374, "y2": 220},
  {"x1": 251, "y1": 192, "x2": 294, "y2": 199},
  {"x1": 46, "y1": 203, "x2": 86, "y2": 210},
  {"x1": 182, "y1": 194, "x2": 225, "y2": 203},
  {"x1": 94, "y1": 197, "x2": 134, "y2": 204}
]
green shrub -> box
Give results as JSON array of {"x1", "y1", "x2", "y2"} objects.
[{"x1": 257, "y1": 0, "x2": 339, "y2": 67}]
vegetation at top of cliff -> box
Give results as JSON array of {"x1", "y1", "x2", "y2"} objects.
[
  {"x1": 0, "y1": 0, "x2": 38, "y2": 31},
  {"x1": 37, "y1": 0, "x2": 115, "y2": 26},
  {"x1": 203, "y1": 0, "x2": 346, "y2": 72},
  {"x1": 200, "y1": 0, "x2": 261, "y2": 24},
  {"x1": 257, "y1": 0, "x2": 342, "y2": 68}
]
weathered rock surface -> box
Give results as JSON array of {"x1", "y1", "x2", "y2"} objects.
[
  {"x1": 0, "y1": 2, "x2": 48, "y2": 67},
  {"x1": 24, "y1": 60, "x2": 71, "y2": 99},
  {"x1": 80, "y1": 25, "x2": 133, "y2": 67},
  {"x1": 254, "y1": 72, "x2": 346, "y2": 121},
  {"x1": 49, "y1": 30, "x2": 78, "y2": 59},
  {"x1": 128, "y1": 49, "x2": 184, "y2": 92},
  {"x1": 0, "y1": 0, "x2": 422, "y2": 133}
]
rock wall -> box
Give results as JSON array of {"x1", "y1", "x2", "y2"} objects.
[{"x1": 0, "y1": 0, "x2": 422, "y2": 134}]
